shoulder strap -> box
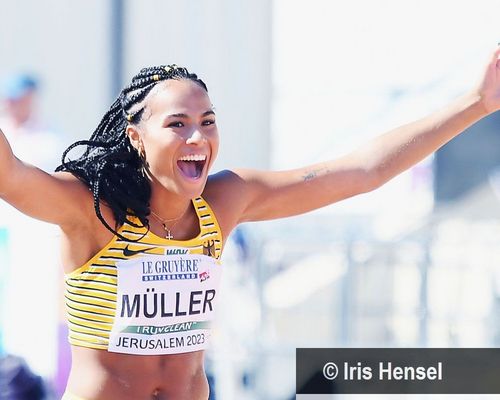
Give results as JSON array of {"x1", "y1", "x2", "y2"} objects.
[{"x1": 193, "y1": 196, "x2": 223, "y2": 259}]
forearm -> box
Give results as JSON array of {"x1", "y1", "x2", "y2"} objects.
[{"x1": 359, "y1": 91, "x2": 489, "y2": 188}]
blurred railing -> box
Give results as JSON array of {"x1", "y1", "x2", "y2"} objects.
[{"x1": 212, "y1": 212, "x2": 500, "y2": 399}]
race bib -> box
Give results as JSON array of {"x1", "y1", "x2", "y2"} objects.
[{"x1": 108, "y1": 249, "x2": 222, "y2": 355}]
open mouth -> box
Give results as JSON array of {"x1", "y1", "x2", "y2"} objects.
[{"x1": 177, "y1": 154, "x2": 207, "y2": 180}]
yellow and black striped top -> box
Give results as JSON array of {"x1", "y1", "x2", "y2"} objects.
[{"x1": 64, "y1": 196, "x2": 223, "y2": 350}]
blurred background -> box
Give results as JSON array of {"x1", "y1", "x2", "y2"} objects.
[{"x1": 0, "y1": 0, "x2": 500, "y2": 399}]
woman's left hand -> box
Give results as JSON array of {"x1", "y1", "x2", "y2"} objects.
[{"x1": 475, "y1": 46, "x2": 500, "y2": 114}]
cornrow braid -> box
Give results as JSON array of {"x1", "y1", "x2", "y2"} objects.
[{"x1": 56, "y1": 64, "x2": 208, "y2": 241}]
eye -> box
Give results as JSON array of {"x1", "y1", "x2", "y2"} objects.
[
  {"x1": 167, "y1": 121, "x2": 184, "y2": 128},
  {"x1": 202, "y1": 119, "x2": 216, "y2": 126}
]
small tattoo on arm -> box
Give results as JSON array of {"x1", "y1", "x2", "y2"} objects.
[
  {"x1": 302, "y1": 166, "x2": 332, "y2": 182},
  {"x1": 303, "y1": 171, "x2": 317, "y2": 181}
]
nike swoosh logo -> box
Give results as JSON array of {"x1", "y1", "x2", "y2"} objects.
[{"x1": 122, "y1": 245, "x2": 158, "y2": 257}]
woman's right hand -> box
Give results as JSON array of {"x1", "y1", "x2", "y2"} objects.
[{"x1": 472, "y1": 46, "x2": 500, "y2": 115}]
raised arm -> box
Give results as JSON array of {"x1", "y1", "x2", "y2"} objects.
[
  {"x1": 228, "y1": 47, "x2": 500, "y2": 223},
  {"x1": 0, "y1": 128, "x2": 91, "y2": 228}
]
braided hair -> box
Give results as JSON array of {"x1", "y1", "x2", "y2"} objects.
[{"x1": 56, "y1": 65, "x2": 208, "y2": 240}]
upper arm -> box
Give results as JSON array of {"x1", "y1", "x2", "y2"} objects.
[
  {"x1": 1, "y1": 157, "x2": 92, "y2": 228},
  {"x1": 224, "y1": 153, "x2": 377, "y2": 223}
]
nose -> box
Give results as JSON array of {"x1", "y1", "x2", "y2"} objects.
[{"x1": 185, "y1": 128, "x2": 206, "y2": 145}]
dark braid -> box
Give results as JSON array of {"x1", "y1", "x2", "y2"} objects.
[{"x1": 56, "y1": 65, "x2": 208, "y2": 240}]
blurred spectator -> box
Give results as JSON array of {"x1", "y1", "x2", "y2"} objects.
[
  {"x1": 0, "y1": 73, "x2": 61, "y2": 170},
  {"x1": 0, "y1": 354, "x2": 46, "y2": 399},
  {"x1": 0, "y1": 73, "x2": 63, "y2": 394}
]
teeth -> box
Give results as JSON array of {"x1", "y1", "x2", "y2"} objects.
[{"x1": 178, "y1": 154, "x2": 207, "y2": 162}]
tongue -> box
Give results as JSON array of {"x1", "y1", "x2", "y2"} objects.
[{"x1": 178, "y1": 160, "x2": 198, "y2": 178}]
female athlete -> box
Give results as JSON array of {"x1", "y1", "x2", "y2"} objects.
[{"x1": 1, "y1": 47, "x2": 500, "y2": 399}]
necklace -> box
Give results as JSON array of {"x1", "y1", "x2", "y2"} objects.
[{"x1": 150, "y1": 206, "x2": 190, "y2": 240}]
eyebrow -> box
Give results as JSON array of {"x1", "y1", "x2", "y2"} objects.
[{"x1": 165, "y1": 110, "x2": 216, "y2": 119}]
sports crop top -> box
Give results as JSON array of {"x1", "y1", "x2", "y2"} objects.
[{"x1": 64, "y1": 196, "x2": 223, "y2": 355}]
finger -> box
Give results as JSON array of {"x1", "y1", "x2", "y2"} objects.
[
  {"x1": 490, "y1": 45, "x2": 500, "y2": 69},
  {"x1": 494, "y1": 44, "x2": 500, "y2": 60}
]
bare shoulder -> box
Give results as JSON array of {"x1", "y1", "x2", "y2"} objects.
[
  {"x1": 52, "y1": 171, "x2": 115, "y2": 228},
  {"x1": 53, "y1": 170, "x2": 89, "y2": 191},
  {"x1": 54, "y1": 171, "x2": 117, "y2": 272},
  {"x1": 52, "y1": 171, "x2": 96, "y2": 224},
  {"x1": 202, "y1": 169, "x2": 250, "y2": 239}
]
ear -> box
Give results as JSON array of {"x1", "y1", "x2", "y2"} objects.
[{"x1": 126, "y1": 124, "x2": 142, "y2": 151}]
